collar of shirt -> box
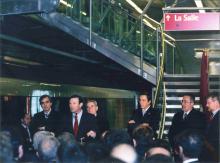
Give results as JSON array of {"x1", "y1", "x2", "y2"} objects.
[
  {"x1": 21, "y1": 123, "x2": 27, "y2": 129},
  {"x1": 73, "y1": 109, "x2": 83, "y2": 124},
  {"x1": 142, "y1": 106, "x2": 150, "y2": 116},
  {"x1": 183, "y1": 158, "x2": 198, "y2": 163},
  {"x1": 212, "y1": 109, "x2": 220, "y2": 117},
  {"x1": 44, "y1": 109, "x2": 52, "y2": 116},
  {"x1": 184, "y1": 110, "x2": 191, "y2": 115}
]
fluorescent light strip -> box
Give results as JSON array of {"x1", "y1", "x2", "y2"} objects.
[
  {"x1": 60, "y1": 0, "x2": 72, "y2": 8},
  {"x1": 194, "y1": 0, "x2": 205, "y2": 13}
]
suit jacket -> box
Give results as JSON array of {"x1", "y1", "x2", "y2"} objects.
[
  {"x1": 61, "y1": 110, "x2": 98, "y2": 142},
  {"x1": 128, "y1": 107, "x2": 160, "y2": 135},
  {"x1": 96, "y1": 112, "x2": 109, "y2": 135},
  {"x1": 168, "y1": 109, "x2": 206, "y2": 147},
  {"x1": 18, "y1": 124, "x2": 33, "y2": 152},
  {"x1": 205, "y1": 110, "x2": 219, "y2": 160},
  {"x1": 30, "y1": 110, "x2": 60, "y2": 136}
]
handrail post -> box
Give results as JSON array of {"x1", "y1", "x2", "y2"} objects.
[
  {"x1": 140, "y1": 0, "x2": 153, "y2": 77},
  {"x1": 89, "y1": 0, "x2": 92, "y2": 46},
  {"x1": 156, "y1": 27, "x2": 160, "y2": 81}
]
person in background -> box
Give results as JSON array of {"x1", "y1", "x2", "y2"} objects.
[
  {"x1": 128, "y1": 92, "x2": 160, "y2": 136},
  {"x1": 205, "y1": 93, "x2": 220, "y2": 162},
  {"x1": 87, "y1": 99, "x2": 109, "y2": 137},
  {"x1": 168, "y1": 94, "x2": 206, "y2": 148},
  {"x1": 18, "y1": 113, "x2": 34, "y2": 157},
  {"x1": 30, "y1": 95, "x2": 60, "y2": 135}
]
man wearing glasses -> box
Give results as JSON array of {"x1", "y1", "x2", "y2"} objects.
[
  {"x1": 30, "y1": 95, "x2": 59, "y2": 135},
  {"x1": 168, "y1": 94, "x2": 206, "y2": 148}
]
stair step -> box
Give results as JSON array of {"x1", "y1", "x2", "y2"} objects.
[{"x1": 166, "y1": 97, "x2": 200, "y2": 101}]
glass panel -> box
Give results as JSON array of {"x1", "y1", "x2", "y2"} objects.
[{"x1": 57, "y1": 0, "x2": 159, "y2": 66}]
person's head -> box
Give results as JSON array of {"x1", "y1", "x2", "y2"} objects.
[
  {"x1": 181, "y1": 94, "x2": 195, "y2": 112},
  {"x1": 69, "y1": 95, "x2": 84, "y2": 113},
  {"x1": 132, "y1": 123, "x2": 154, "y2": 147},
  {"x1": 33, "y1": 131, "x2": 55, "y2": 150},
  {"x1": 87, "y1": 100, "x2": 98, "y2": 116},
  {"x1": 144, "y1": 154, "x2": 174, "y2": 163},
  {"x1": 57, "y1": 132, "x2": 87, "y2": 163},
  {"x1": 21, "y1": 113, "x2": 31, "y2": 126},
  {"x1": 103, "y1": 129, "x2": 133, "y2": 151},
  {"x1": 38, "y1": 136, "x2": 60, "y2": 162},
  {"x1": 174, "y1": 130, "x2": 204, "y2": 160},
  {"x1": 0, "y1": 131, "x2": 13, "y2": 163},
  {"x1": 139, "y1": 92, "x2": 151, "y2": 109},
  {"x1": 83, "y1": 142, "x2": 108, "y2": 162},
  {"x1": 206, "y1": 93, "x2": 220, "y2": 112},
  {"x1": 111, "y1": 144, "x2": 137, "y2": 163},
  {"x1": 39, "y1": 95, "x2": 52, "y2": 113}
]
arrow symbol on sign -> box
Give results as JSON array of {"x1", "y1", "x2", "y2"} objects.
[{"x1": 166, "y1": 15, "x2": 171, "y2": 21}]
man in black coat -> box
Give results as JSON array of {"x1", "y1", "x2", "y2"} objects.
[
  {"x1": 128, "y1": 92, "x2": 160, "y2": 136},
  {"x1": 62, "y1": 95, "x2": 98, "y2": 143},
  {"x1": 86, "y1": 100, "x2": 109, "y2": 137},
  {"x1": 168, "y1": 94, "x2": 206, "y2": 148},
  {"x1": 205, "y1": 93, "x2": 220, "y2": 162},
  {"x1": 30, "y1": 95, "x2": 59, "y2": 136},
  {"x1": 18, "y1": 113, "x2": 33, "y2": 153}
]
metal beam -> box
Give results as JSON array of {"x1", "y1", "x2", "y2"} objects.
[{"x1": 0, "y1": 0, "x2": 59, "y2": 16}]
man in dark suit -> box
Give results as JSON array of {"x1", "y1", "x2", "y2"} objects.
[
  {"x1": 30, "y1": 95, "x2": 59, "y2": 135},
  {"x1": 86, "y1": 100, "x2": 109, "y2": 137},
  {"x1": 168, "y1": 94, "x2": 206, "y2": 148},
  {"x1": 62, "y1": 95, "x2": 98, "y2": 143},
  {"x1": 205, "y1": 93, "x2": 220, "y2": 162},
  {"x1": 127, "y1": 92, "x2": 160, "y2": 136},
  {"x1": 18, "y1": 113, "x2": 33, "y2": 154}
]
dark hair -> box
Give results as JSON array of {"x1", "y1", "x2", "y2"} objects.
[
  {"x1": 57, "y1": 132, "x2": 87, "y2": 163},
  {"x1": 132, "y1": 124, "x2": 154, "y2": 146},
  {"x1": 183, "y1": 94, "x2": 195, "y2": 103},
  {"x1": 39, "y1": 95, "x2": 52, "y2": 104},
  {"x1": 149, "y1": 139, "x2": 171, "y2": 154},
  {"x1": 69, "y1": 95, "x2": 84, "y2": 104},
  {"x1": 174, "y1": 130, "x2": 204, "y2": 158},
  {"x1": 83, "y1": 142, "x2": 108, "y2": 162},
  {"x1": 144, "y1": 154, "x2": 174, "y2": 163},
  {"x1": 103, "y1": 129, "x2": 132, "y2": 151},
  {"x1": 206, "y1": 93, "x2": 220, "y2": 102},
  {"x1": 139, "y1": 92, "x2": 152, "y2": 101}
]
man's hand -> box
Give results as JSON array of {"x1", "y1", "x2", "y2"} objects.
[
  {"x1": 87, "y1": 130, "x2": 96, "y2": 138},
  {"x1": 128, "y1": 120, "x2": 136, "y2": 124}
]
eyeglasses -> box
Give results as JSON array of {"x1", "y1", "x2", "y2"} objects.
[{"x1": 41, "y1": 100, "x2": 50, "y2": 104}]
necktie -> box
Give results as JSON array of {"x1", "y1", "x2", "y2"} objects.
[
  {"x1": 26, "y1": 126, "x2": 32, "y2": 142},
  {"x1": 45, "y1": 113, "x2": 48, "y2": 119},
  {"x1": 73, "y1": 113, "x2": 78, "y2": 137},
  {"x1": 183, "y1": 112, "x2": 187, "y2": 120}
]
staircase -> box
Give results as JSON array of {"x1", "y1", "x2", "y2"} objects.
[{"x1": 162, "y1": 74, "x2": 220, "y2": 138}]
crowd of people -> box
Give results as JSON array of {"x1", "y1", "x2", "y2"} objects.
[{"x1": 0, "y1": 92, "x2": 219, "y2": 163}]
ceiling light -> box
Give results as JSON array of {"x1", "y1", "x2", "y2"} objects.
[{"x1": 3, "y1": 56, "x2": 43, "y2": 66}]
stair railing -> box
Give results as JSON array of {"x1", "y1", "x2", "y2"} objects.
[{"x1": 152, "y1": 25, "x2": 167, "y2": 139}]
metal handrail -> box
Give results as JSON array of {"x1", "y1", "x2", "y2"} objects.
[{"x1": 158, "y1": 83, "x2": 167, "y2": 139}]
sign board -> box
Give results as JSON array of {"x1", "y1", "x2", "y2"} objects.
[{"x1": 164, "y1": 13, "x2": 220, "y2": 31}]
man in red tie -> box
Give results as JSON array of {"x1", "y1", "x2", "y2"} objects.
[
  {"x1": 205, "y1": 93, "x2": 220, "y2": 162},
  {"x1": 62, "y1": 95, "x2": 98, "y2": 143}
]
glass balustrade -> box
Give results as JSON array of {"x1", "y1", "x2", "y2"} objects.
[{"x1": 57, "y1": 0, "x2": 159, "y2": 66}]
